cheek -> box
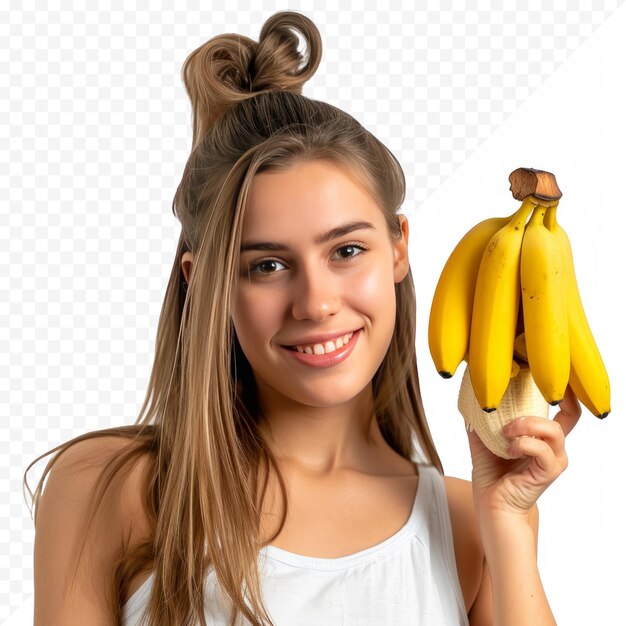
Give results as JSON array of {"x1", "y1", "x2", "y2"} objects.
[
  {"x1": 232, "y1": 288, "x2": 281, "y2": 342},
  {"x1": 351, "y1": 258, "x2": 396, "y2": 305}
]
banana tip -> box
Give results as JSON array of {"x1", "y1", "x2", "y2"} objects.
[
  {"x1": 548, "y1": 399, "x2": 563, "y2": 406},
  {"x1": 482, "y1": 406, "x2": 497, "y2": 413},
  {"x1": 438, "y1": 370, "x2": 453, "y2": 379},
  {"x1": 598, "y1": 411, "x2": 610, "y2": 419}
]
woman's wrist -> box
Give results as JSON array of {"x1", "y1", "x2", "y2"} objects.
[
  {"x1": 472, "y1": 486, "x2": 535, "y2": 531},
  {"x1": 478, "y1": 514, "x2": 556, "y2": 625},
  {"x1": 478, "y1": 512, "x2": 536, "y2": 566}
]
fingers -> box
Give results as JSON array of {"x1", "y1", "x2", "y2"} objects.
[
  {"x1": 503, "y1": 415, "x2": 563, "y2": 445},
  {"x1": 507, "y1": 434, "x2": 567, "y2": 476},
  {"x1": 504, "y1": 415, "x2": 569, "y2": 475},
  {"x1": 553, "y1": 384, "x2": 582, "y2": 437}
]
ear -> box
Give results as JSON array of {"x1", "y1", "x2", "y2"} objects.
[
  {"x1": 181, "y1": 251, "x2": 194, "y2": 283},
  {"x1": 392, "y1": 214, "x2": 410, "y2": 283}
]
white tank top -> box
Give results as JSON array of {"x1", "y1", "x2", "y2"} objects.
[{"x1": 122, "y1": 461, "x2": 469, "y2": 625}]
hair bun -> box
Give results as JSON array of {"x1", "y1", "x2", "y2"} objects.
[
  {"x1": 253, "y1": 11, "x2": 322, "y2": 92},
  {"x1": 181, "y1": 11, "x2": 322, "y2": 148}
]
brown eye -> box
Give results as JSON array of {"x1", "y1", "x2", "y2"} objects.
[
  {"x1": 336, "y1": 243, "x2": 369, "y2": 261},
  {"x1": 247, "y1": 258, "x2": 285, "y2": 276},
  {"x1": 338, "y1": 241, "x2": 358, "y2": 259}
]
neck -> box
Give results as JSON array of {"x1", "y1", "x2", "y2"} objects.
[{"x1": 255, "y1": 381, "x2": 392, "y2": 476}]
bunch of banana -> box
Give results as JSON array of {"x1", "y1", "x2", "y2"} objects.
[{"x1": 428, "y1": 167, "x2": 610, "y2": 458}]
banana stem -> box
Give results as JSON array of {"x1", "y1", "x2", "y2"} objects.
[
  {"x1": 544, "y1": 202, "x2": 559, "y2": 230},
  {"x1": 528, "y1": 203, "x2": 546, "y2": 227},
  {"x1": 510, "y1": 196, "x2": 539, "y2": 229}
]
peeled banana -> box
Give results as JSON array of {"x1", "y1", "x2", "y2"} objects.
[{"x1": 458, "y1": 361, "x2": 549, "y2": 459}]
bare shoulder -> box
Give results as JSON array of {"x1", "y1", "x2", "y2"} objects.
[
  {"x1": 34, "y1": 434, "x2": 149, "y2": 624},
  {"x1": 41, "y1": 434, "x2": 132, "y2": 482},
  {"x1": 442, "y1": 475, "x2": 484, "y2": 615}
]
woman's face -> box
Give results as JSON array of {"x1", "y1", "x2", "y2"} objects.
[{"x1": 231, "y1": 158, "x2": 409, "y2": 412}]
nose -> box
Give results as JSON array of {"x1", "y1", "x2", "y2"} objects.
[{"x1": 290, "y1": 262, "x2": 341, "y2": 322}]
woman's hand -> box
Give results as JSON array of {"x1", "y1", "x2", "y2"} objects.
[{"x1": 466, "y1": 383, "x2": 582, "y2": 524}]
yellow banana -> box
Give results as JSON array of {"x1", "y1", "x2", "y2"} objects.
[
  {"x1": 428, "y1": 213, "x2": 514, "y2": 378},
  {"x1": 462, "y1": 350, "x2": 519, "y2": 379},
  {"x1": 544, "y1": 204, "x2": 611, "y2": 418},
  {"x1": 520, "y1": 202, "x2": 570, "y2": 405},
  {"x1": 468, "y1": 196, "x2": 538, "y2": 411}
]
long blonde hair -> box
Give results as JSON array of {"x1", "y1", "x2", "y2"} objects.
[{"x1": 24, "y1": 10, "x2": 443, "y2": 626}]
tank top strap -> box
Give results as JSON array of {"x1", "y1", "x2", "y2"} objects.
[
  {"x1": 402, "y1": 461, "x2": 437, "y2": 536},
  {"x1": 411, "y1": 461, "x2": 468, "y2": 622}
]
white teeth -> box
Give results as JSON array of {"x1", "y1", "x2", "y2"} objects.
[{"x1": 294, "y1": 331, "x2": 354, "y2": 355}]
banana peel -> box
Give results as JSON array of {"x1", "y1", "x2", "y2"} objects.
[{"x1": 458, "y1": 361, "x2": 549, "y2": 459}]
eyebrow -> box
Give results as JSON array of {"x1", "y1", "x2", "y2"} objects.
[{"x1": 240, "y1": 220, "x2": 376, "y2": 253}]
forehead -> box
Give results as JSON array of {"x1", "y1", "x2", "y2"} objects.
[{"x1": 242, "y1": 159, "x2": 383, "y2": 237}]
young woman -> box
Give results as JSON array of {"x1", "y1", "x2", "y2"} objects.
[{"x1": 26, "y1": 10, "x2": 580, "y2": 626}]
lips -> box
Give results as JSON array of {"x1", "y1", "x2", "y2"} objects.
[
  {"x1": 281, "y1": 328, "x2": 362, "y2": 368},
  {"x1": 281, "y1": 328, "x2": 363, "y2": 350},
  {"x1": 285, "y1": 331, "x2": 355, "y2": 354}
]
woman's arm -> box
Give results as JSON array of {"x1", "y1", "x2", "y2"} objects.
[
  {"x1": 33, "y1": 436, "x2": 129, "y2": 625},
  {"x1": 479, "y1": 505, "x2": 554, "y2": 625},
  {"x1": 466, "y1": 385, "x2": 581, "y2": 625},
  {"x1": 468, "y1": 500, "x2": 540, "y2": 625}
]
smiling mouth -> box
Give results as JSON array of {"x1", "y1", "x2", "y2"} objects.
[{"x1": 283, "y1": 329, "x2": 361, "y2": 355}]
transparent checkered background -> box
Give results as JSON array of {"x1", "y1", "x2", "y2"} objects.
[{"x1": 2, "y1": 1, "x2": 625, "y2": 623}]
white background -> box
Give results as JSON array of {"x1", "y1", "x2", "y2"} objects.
[{"x1": 2, "y1": 2, "x2": 625, "y2": 624}]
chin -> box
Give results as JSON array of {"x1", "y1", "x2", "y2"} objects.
[{"x1": 277, "y1": 377, "x2": 374, "y2": 408}]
